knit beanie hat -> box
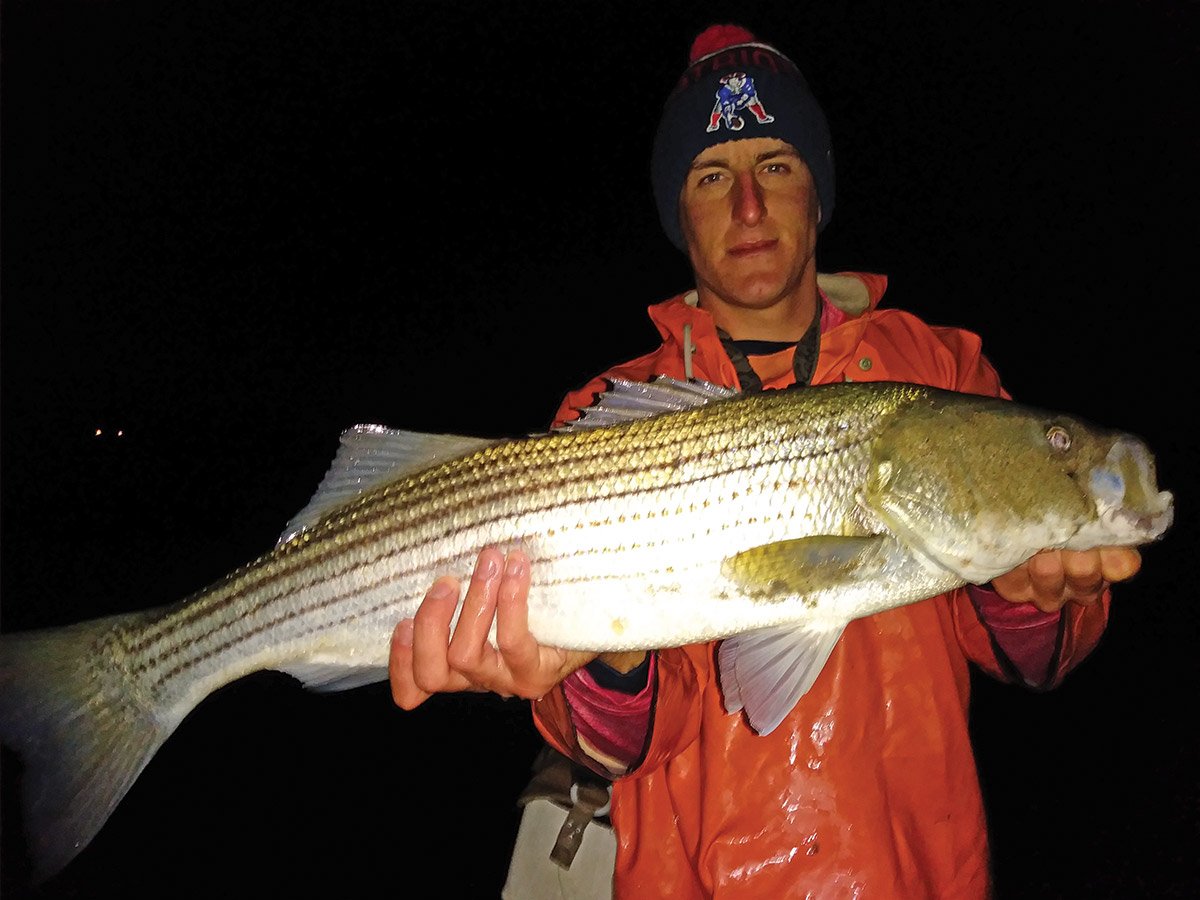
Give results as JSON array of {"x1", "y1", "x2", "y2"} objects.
[{"x1": 651, "y1": 24, "x2": 835, "y2": 251}]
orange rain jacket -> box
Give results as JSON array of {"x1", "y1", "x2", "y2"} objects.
[{"x1": 532, "y1": 272, "x2": 1110, "y2": 898}]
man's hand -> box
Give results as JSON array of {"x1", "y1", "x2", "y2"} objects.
[
  {"x1": 389, "y1": 546, "x2": 597, "y2": 710},
  {"x1": 990, "y1": 547, "x2": 1142, "y2": 613}
]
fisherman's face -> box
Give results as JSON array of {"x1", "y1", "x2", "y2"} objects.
[{"x1": 679, "y1": 137, "x2": 819, "y2": 313}]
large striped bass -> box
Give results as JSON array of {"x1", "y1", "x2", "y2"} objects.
[{"x1": 0, "y1": 378, "x2": 1173, "y2": 880}]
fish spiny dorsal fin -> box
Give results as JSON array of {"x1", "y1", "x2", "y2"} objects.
[
  {"x1": 277, "y1": 425, "x2": 499, "y2": 546},
  {"x1": 555, "y1": 376, "x2": 740, "y2": 432}
]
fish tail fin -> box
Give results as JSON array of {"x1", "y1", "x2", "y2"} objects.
[{"x1": 0, "y1": 617, "x2": 171, "y2": 882}]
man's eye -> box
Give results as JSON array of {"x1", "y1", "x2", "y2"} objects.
[
  {"x1": 762, "y1": 162, "x2": 790, "y2": 175},
  {"x1": 697, "y1": 172, "x2": 723, "y2": 186}
]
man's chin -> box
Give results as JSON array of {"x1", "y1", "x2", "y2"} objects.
[{"x1": 716, "y1": 274, "x2": 793, "y2": 308}]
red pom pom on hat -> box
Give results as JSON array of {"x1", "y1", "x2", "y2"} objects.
[{"x1": 688, "y1": 24, "x2": 758, "y2": 63}]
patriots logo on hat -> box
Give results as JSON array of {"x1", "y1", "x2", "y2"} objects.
[{"x1": 706, "y1": 72, "x2": 776, "y2": 132}]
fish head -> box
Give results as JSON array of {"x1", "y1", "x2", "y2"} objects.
[{"x1": 859, "y1": 392, "x2": 1174, "y2": 584}]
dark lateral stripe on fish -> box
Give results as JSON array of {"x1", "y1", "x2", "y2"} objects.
[
  {"x1": 150, "y1": 552, "x2": 731, "y2": 689},
  {"x1": 121, "y1": 418, "x2": 746, "y2": 651},
  {"x1": 124, "y1": 404, "x2": 884, "y2": 671},
  {"x1": 157, "y1": 422, "x2": 856, "y2": 639},
  {"x1": 132, "y1": 437, "x2": 870, "y2": 689},
  {"x1": 120, "y1": 422, "x2": 802, "y2": 656},
  {"x1": 134, "y1": 444, "x2": 851, "y2": 687},
  {"x1": 142, "y1": 486, "x2": 790, "y2": 689},
  {"x1": 146, "y1": 522, "x2": 755, "y2": 691},
  {"x1": 128, "y1": 397, "x2": 876, "y2": 659}
]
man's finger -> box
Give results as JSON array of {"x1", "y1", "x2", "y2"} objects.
[
  {"x1": 1100, "y1": 546, "x2": 1141, "y2": 583},
  {"x1": 989, "y1": 566, "x2": 1032, "y2": 603},
  {"x1": 495, "y1": 549, "x2": 541, "y2": 678},
  {"x1": 1061, "y1": 550, "x2": 1105, "y2": 601},
  {"x1": 411, "y1": 576, "x2": 463, "y2": 693},
  {"x1": 1025, "y1": 550, "x2": 1064, "y2": 584},
  {"x1": 447, "y1": 548, "x2": 505, "y2": 675},
  {"x1": 389, "y1": 619, "x2": 430, "y2": 710}
]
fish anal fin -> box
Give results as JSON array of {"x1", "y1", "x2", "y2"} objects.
[
  {"x1": 717, "y1": 624, "x2": 846, "y2": 736},
  {"x1": 277, "y1": 660, "x2": 388, "y2": 693}
]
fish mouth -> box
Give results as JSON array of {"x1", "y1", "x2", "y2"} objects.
[
  {"x1": 1079, "y1": 437, "x2": 1174, "y2": 546},
  {"x1": 1108, "y1": 494, "x2": 1174, "y2": 542}
]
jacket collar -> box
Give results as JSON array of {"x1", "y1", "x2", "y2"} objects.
[
  {"x1": 647, "y1": 271, "x2": 887, "y2": 346},
  {"x1": 643, "y1": 272, "x2": 888, "y2": 387}
]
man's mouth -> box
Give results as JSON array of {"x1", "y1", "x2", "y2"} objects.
[{"x1": 727, "y1": 239, "x2": 777, "y2": 257}]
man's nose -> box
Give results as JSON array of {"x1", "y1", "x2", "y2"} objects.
[{"x1": 732, "y1": 170, "x2": 765, "y2": 225}]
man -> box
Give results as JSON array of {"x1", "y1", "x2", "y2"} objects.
[{"x1": 389, "y1": 24, "x2": 1141, "y2": 897}]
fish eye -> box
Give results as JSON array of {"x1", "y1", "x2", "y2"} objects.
[{"x1": 1046, "y1": 425, "x2": 1071, "y2": 452}]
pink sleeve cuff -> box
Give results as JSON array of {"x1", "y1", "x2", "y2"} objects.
[
  {"x1": 969, "y1": 584, "x2": 1062, "y2": 686},
  {"x1": 562, "y1": 655, "x2": 655, "y2": 774}
]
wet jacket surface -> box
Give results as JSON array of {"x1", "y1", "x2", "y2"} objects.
[{"x1": 531, "y1": 273, "x2": 1110, "y2": 899}]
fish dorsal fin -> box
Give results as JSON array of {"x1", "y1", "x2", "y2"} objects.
[
  {"x1": 277, "y1": 425, "x2": 498, "y2": 546},
  {"x1": 555, "y1": 376, "x2": 739, "y2": 432}
]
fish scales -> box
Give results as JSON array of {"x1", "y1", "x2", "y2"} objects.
[
  {"x1": 58, "y1": 384, "x2": 930, "y2": 701},
  {"x1": 128, "y1": 409, "x2": 807, "y2": 720},
  {"x1": 131, "y1": 387, "x2": 890, "y2": 708}
]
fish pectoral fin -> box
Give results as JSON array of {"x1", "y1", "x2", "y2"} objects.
[
  {"x1": 717, "y1": 624, "x2": 846, "y2": 736},
  {"x1": 277, "y1": 660, "x2": 389, "y2": 693},
  {"x1": 722, "y1": 535, "x2": 890, "y2": 599}
]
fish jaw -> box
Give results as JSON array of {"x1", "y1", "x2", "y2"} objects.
[{"x1": 1067, "y1": 436, "x2": 1174, "y2": 550}]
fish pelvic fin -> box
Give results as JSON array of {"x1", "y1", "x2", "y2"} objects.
[
  {"x1": 718, "y1": 624, "x2": 846, "y2": 736},
  {"x1": 0, "y1": 618, "x2": 170, "y2": 882},
  {"x1": 716, "y1": 536, "x2": 890, "y2": 735}
]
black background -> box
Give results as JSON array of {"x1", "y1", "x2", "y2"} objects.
[{"x1": 1, "y1": 1, "x2": 1196, "y2": 897}]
